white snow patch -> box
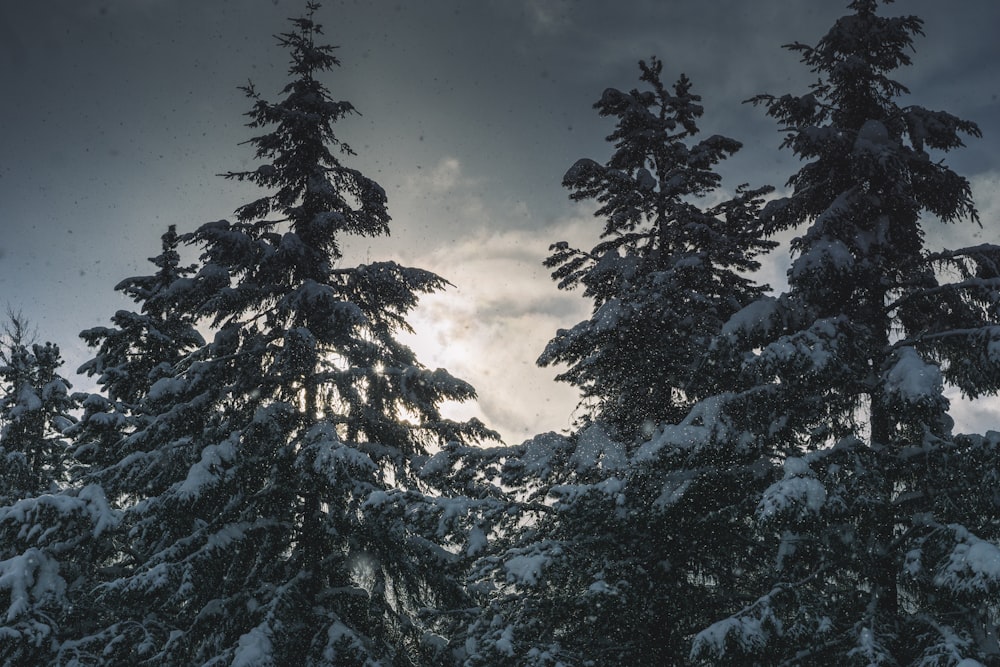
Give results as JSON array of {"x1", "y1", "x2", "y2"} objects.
[
  {"x1": 936, "y1": 529, "x2": 1000, "y2": 594},
  {"x1": 304, "y1": 422, "x2": 377, "y2": 479},
  {"x1": 853, "y1": 119, "x2": 892, "y2": 153},
  {"x1": 587, "y1": 578, "x2": 617, "y2": 595},
  {"x1": 419, "y1": 449, "x2": 452, "y2": 477},
  {"x1": 205, "y1": 522, "x2": 252, "y2": 551},
  {"x1": 515, "y1": 432, "x2": 571, "y2": 479},
  {"x1": 635, "y1": 393, "x2": 737, "y2": 461},
  {"x1": 757, "y1": 458, "x2": 826, "y2": 519},
  {"x1": 591, "y1": 297, "x2": 624, "y2": 333},
  {"x1": 987, "y1": 333, "x2": 1000, "y2": 366},
  {"x1": 231, "y1": 624, "x2": 274, "y2": 667},
  {"x1": 885, "y1": 347, "x2": 943, "y2": 404},
  {"x1": 782, "y1": 457, "x2": 810, "y2": 477},
  {"x1": 721, "y1": 296, "x2": 779, "y2": 337},
  {"x1": 147, "y1": 376, "x2": 186, "y2": 401},
  {"x1": 324, "y1": 621, "x2": 364, "y2": 661},
  {"x1": 14, "y1": 385, "x2": 43, "y2": 414},
  {"x1": 788, "y1": 237, "x2": 855, "y2": 283},
  {"x1": 653, "y1": 473, "x2": 694, "y2": 509},
  {"x1": 176, "y1": 437, "x2": 236, "y2": 499},
  {"x1": 756, "y1": 317, "x2": 843, "y2": 373},
  {"x1": 77, "y1": 484, "x2": 119, "y2": 537},
  {"x1": 466, "y1": 525, "x2": 487, "y2": 557},
  {"x1": 494, "y1": 624, "x2": 516, "y2": 656},
  {"x1": 691, "y1": 601, "x2": 776, "y2": 661},
  {"x1": 0, "y1": 548, "x2": 64, "y2": 623},
  {"x1": 552, "y1": 477, "x2": 625, "y2": 506},
  {"x1": 636, "y1": 167, "x2": 656, "y2": 191},
  {"x1": 569, "y1": 423, "x2": 626, "y2": 473},
  {"x1": 504, "y1": 552, "x2": 551, "y2": 587},
  {"x1": 0, "y1": 487, "x2": 120, "y2": 541},
  {"x1": 965, "y1": 541, "x2": 1000, "y2": 578}
]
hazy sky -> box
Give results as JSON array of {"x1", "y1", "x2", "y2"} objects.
[{"x1": 1, "y1": 1, "x2": 999, "y2": 442}]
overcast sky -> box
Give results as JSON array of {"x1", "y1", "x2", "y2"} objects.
[{"x1": 1, "y1": 1, "x2": 999, "y2": 442}]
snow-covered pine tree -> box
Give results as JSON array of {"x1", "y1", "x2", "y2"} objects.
[
  {"x1": 461, "y1": 61, "x2": 777, "y2": 666},
  {"x1": 539, "y1": 57, "x2": 775, "y2": 441},
  {"x1": 73, "y1": 4, "x2": 495, "y2": 665},
  {"x1": 0, "y1": 316, "x2": 118, "y2": 665},
  {"x1": 25, "y1": 225, "x2": 207, "y2": 664},
  {"x1": 691, "y1": 1, "x2": 1000, "y2": 663},
  {"x1": 73, "y1": 224, "x2": 205, "y2": 480},
  {"x1": 0, "y1": 315, "x2": 76, "y2": 502}
]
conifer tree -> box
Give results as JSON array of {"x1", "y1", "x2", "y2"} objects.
[
  {"x1": 74, "y1": 4, "x2": 495, "y2": 665},
  {"x1": 690, "y1": 2, "x2": 1000, "y2": 663},
  {"x1": 539, "y1": 57, "x2": 774, "y2": 441},
  {"x1": 462, "y1": 61, "x2": 775, "y2": 666},
  {"x1": 0, "y1": 315, "x2": 117, "y2": 666},
  {"x1": 21, "y1": 225, "x2": 208, "y2": 665},
  {"x1": 0, "y1": 314, "x2": 76, "y2": 501},
  {"x1": 73, "y1": 224, "x2": 204, "y2": 480}
]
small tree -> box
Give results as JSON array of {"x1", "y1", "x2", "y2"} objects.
[
  {"x1": 0, "y1": 314, "x2": 117, "y2": 666},
  {"x1": 691, "y1": 2, "x2": 1000, "y2": 663},
  {"x1": 73, "y1": 224, "x2": 205, "y2": 486},
  {"x1": 0, "y1": 313, "x2": 76, "y2": 500},
  {"x1": 539, "y1": 57, "x2": 774, "y2": 441}
]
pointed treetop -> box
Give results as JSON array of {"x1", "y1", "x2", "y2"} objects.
[
  {"x1": 279, "y1": 2, "x2": 341, "y2": 80},
  {"x1": 213, "y1": 1, "x2": 390, "y2": 265},
  {"x1": 784, "y1": 0, "x2": 924, "y2": 112}
]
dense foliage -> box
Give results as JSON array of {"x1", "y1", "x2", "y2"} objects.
[
  {"x1": 461, "y1": 59, "x2": 776, "y2": 665},
  {"x1": 540, "y1": 57, "x2": 775, "y2": 440},
  {"x1": 1, "y1": 2, "x2": 998, "y2": 666},
  {"x1": 691, "y1": 1, "x2": 1000, "y2": 663}
]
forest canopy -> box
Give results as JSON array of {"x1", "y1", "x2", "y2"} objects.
[{"x1": 1, "y1": 2, "x2": 999, "y2": 665}]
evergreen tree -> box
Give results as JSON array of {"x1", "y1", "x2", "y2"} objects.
[
  {"x1": 0, "y1": 315, "x2": 117, "y2": 666},
  {"x1": 73, "y1": 224, "x2": 205, "y2": 482},
  {"x1": 0, "y1": 483, "x2": 118, "y2": 667},
  {"x1": 690, "y1": 2, "x2": 1000, "y2": 663},
  {"x1": 462, "y1": 61, "x2": 775, "y2": 666},
  {"x1": 539, "y1": 57, "x2": 774, "y2": 441},
  {"x1": 30, "y1": 225, "x2": 208, "y2": 665},
  {"x1": 74, "y1": 4, "x2": 495, "y2": 665},
  {"x1": 0, "y1": 314, "x2": 76, "y2": 501}
]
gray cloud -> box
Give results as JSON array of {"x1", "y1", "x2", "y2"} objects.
[{"x1": 2, "y1": 1, "x2": 998, "y2": 441}]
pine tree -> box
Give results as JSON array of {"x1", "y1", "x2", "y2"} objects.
[
  {"x1": 31, "y1": 225, "x2": 208, "y2": 664},
  {"x1": 74, "y1": 4, "x2": 495, "y2": 665},
  {"x1": 0, "y1": 315, "x2": 118, "y2": 666},
  {"x1": 539, "y1": 57, "x2": 774, "y2": 441},
  {"x1": 0, "y1": 314, "x2": 76, "y2": 501},
  {"x1": 73, "y1": 224, "x2": 204, "y2": 481},
  {"x1": 462, "y1": 61, "x2": 776, "y2": 666},
  {"x1": 690, "y1": 2, "x2": 1000, "y2": 663}
]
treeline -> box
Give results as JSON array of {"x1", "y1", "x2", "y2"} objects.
[{"x1": 2, "y1": 1, "x2": 999, "y2": 665}]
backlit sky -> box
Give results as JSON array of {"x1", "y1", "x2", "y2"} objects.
[{"x1": 2, "y1": 1, "x2": 999, "y2": 442}]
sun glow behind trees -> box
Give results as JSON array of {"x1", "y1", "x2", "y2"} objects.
[{"x1": 380, "y1": 221, "x2": 597, "y2": 442}]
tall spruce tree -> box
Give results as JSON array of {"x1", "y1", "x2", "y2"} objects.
[
  {"x1": 539, "y1": 57, "x2": 774, "y2": 441},
  {"x1": 71, "y1": 4, "x2": 495, "y2": 665},
  {"x1": 689, "y1": 2, "x2": 1000, "y2": 663},
  {"x1": 461, "y1": 61, "x2": 776, "y2": 666}
]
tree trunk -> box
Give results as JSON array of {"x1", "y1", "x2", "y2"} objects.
[{"x1": 868, "y1": 291, "x2": 898, "y2": 618}]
